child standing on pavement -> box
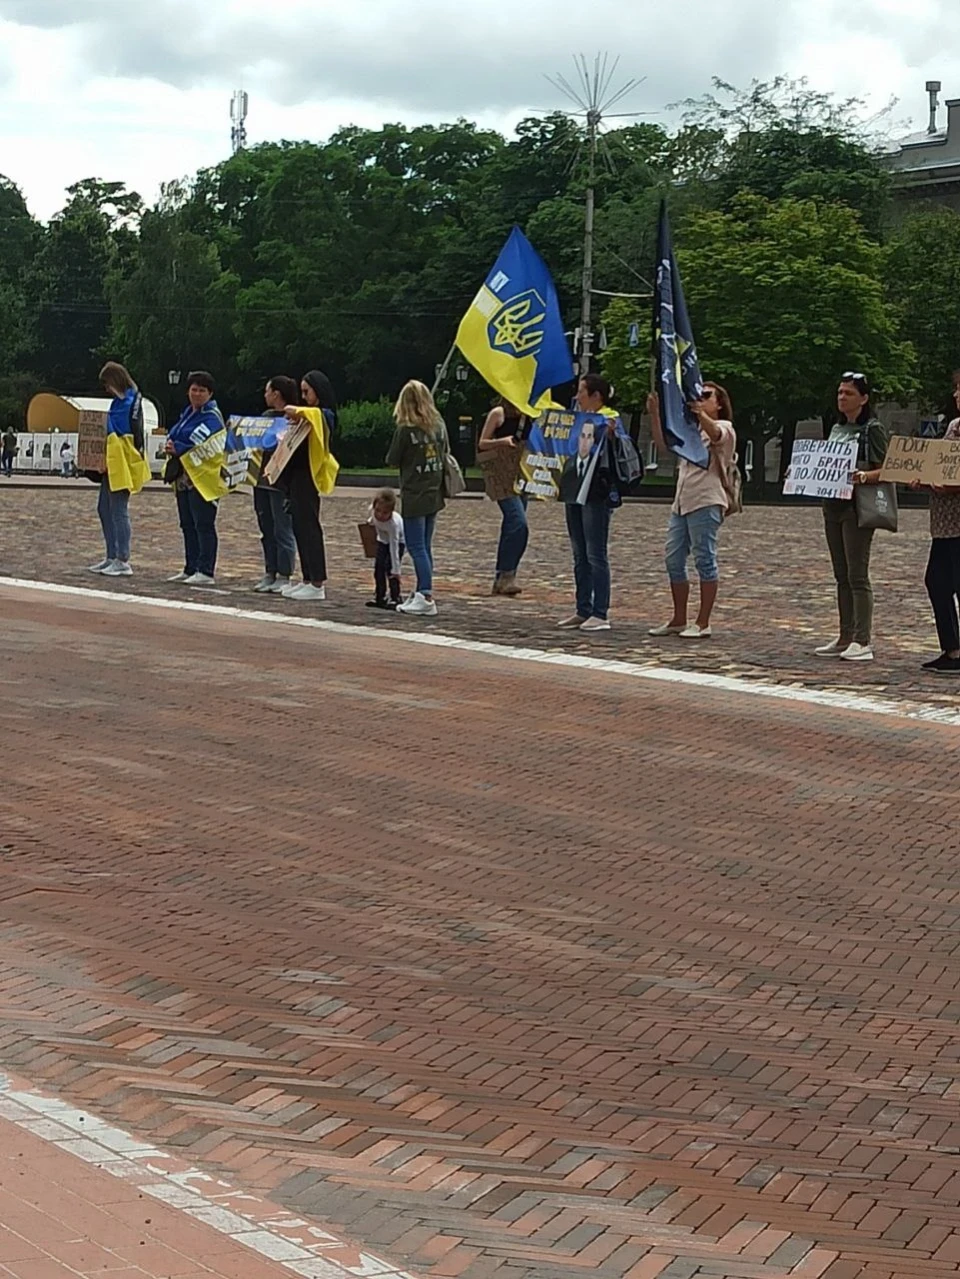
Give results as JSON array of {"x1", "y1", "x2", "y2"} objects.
[{"x1": 366, "y1": 489, "x2": 405, "y2": 610}]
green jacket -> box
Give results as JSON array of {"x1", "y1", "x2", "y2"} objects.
[
  {"x1": 386, "y1": 421, "x2": 449, "y2": 518},
  {"x1": 825, "y1": 416, "x2": 890, "y2": 509},
  {"x1": 828, "y1": 416, "x2": 890, "y2": 469}
]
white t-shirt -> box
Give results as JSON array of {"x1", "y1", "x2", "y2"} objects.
[{"x1": 368, "y1": 510, "x2": 404, "y2": 576}]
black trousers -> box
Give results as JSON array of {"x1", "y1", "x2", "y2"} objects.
[
  {"x1": 287, "y1": 467, "x2": 327, "y2": 583},
  {"x1": 925, "y1": 537, "x2": 960, "y2": 653},
  {"x1": 374, "y1": 540, "x2": 404, "y2": 602}
]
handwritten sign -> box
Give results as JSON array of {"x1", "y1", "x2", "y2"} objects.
[
  {"x1": 263, "y1": 417, "x2": 310, "y2": 486},
  {"x1": 77, "y1": 409, "x2": 107, "y2": 473},
  {"x1": 880, "y1": 435, "x2": 960, "y2": 486},
  {"x1": 783, "y1": 438, "x2": 857, "y2": 499}
]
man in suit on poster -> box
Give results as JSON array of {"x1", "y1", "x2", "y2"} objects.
[{"x1": 559, "y1": 418, "x2": 597, "y2": 504}]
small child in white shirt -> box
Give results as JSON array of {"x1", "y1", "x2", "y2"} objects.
[{"x1": 366, "y1": 488, "x2": 405, "y2": 609}]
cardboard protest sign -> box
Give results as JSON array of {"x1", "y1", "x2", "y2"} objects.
[
  {"x1": 263, "y1": 417, "x2": 311, "y2": 486},
  {"x1": 880, "y1": 435, "x2": 960, "y2": 486},
  {"x1": 518, "y1": 409, "x2": 626, "y2": 503},
  {"x1": 782, "y1": 438, "x2": 857, "y2": 500},
  {"x1": 77, "y1": 409, "x2": 107, "y2": 473}
]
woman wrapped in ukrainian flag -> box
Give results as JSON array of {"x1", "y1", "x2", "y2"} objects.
[{"x1": 88, "y1": 362, "x2": 151, "y2": 578}]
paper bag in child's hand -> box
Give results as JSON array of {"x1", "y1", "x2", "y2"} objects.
[{"x1": 358, "y1": 522, "x2": 378, "y2": 558}]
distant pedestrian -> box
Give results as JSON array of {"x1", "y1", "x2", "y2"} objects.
[
  {"x1": 59, "y1": 440, "x2": 75, "y2": 478},
  {"x1": 276, "y1": 370, "x2": 340, "y2": 601},
  {"x1": 253, "y1": 376, "x2": 299, "y2": 594},
  {"x1": 165, "y1": 371, "x2": 225, "y2": 586},
  {"x1": 646, "y1": 383, "x2": 737, "y2": 639},
  {"x1": 815, "y1": 373, "x2": 891, "y2": 663},
  {"x1": 477, "y1": 397, "x2": 528, "y2": 597},
  {"x1": 365, "y1": 488, "x2": 405, "y2": 610},
  {"x1": 1, "y1": 427, "x2": 17, "y2": 477},
  {"x1": 918, "y1": 385, "x2": 960, "y2": 675},
  {"x1": 88, "y1": 362, "x2": 150, "y2": 578},
  {"x1": 387, "y1": 380, "x2": 449, "y2": 617}
]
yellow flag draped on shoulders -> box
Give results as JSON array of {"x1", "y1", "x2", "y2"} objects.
[
  {"x1": 106, "y1": 434, "x2": 151, "y2": 495},
  {"x1": 455, "y1": 226, "x2": 574, "y2": 416},
  {"x1": 105, "y1": 389, "x2": 151, "y2": 494},
  {"x1": 181, "y1": 428, "x2": 229, "y2": 501},
  {"x1": 301, "y1": 407, "x2": 340, "y2": 495}
]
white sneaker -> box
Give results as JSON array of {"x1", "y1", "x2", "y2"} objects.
[
  {"x1": 580, "y1": 617, "x2": 612, "y2": 632},
  {"x1": 168, "y1": 571, "x2": 190, "y2": 583},
  {"x1": 268, "y1": 576, "x2": 292, "y2": 594},
  {"x1": 288, "y1": 583, "x2": 327, "y2": 601},
  {"x1": 557, "y1": 614, "x2": 589, "y2": 629},
  {"x1": 814, "y1": 639, "x2": 847, "y2": 657},
  {"x1": 102, "y1": 560, "x2": 133, "y2": 577},
  {"x1": 648, "y1": 622, "x2": 685, "y2": 636},
  {"x1": 87, "y1": 559, "x2": 111, "y2": 574},
  {"x1": 280, "y1": 580, "x2": 304, "y2": 597},
  {"x1": 840, "y1": 642, "x2": 874, "y2": 662},
  {"x1": 679, "y1": 623, "x2": 711, "y2": 639},
  {"x1": 397, "y1": 591, "x2": 438, "y2": 617},
  {"x1": 184, "y1": 572, "x2": 216, "y2": 587},
  {"x1": 253, "y1": 575, "x2": 275, "y2": 593}
]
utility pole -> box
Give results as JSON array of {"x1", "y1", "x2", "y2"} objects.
[
  {"x1": 580, "y1": 107, "x2": 600, "y2": 371},
  {"x1": 547, "y1": 55, "x2": 643, "y2": 373}
]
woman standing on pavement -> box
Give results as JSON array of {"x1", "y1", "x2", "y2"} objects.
[
  {"x1": 477, "y1": 397, "x2": 528, "y2": 597},
  {"x1": 387, "y1": 380, "x2": 449, "y2": 618},
  {"x1": 918, "y1": 384, "x2": 960, "y2": 675},
  {"x1": 558, "y1": 373, "x2": 619, "y2": 633},
  {"x1": 277, "y1": 370, "x2": 340, "y2": 602},
  {"x1": 646, "y1": 383, "x2": 737, "y2": 639},
  {"x1": 815, "y1": 373, "x2": 891, "y2": 664},
  {"x1": 165, "y1": 371, "x2": 226, "y2": 586},
  {"x1": 253, "y1": 376, "x2": 299, "y2": 594},
  {"x1": 87, "y1": 362, "x2": 150, "y2": 578}
]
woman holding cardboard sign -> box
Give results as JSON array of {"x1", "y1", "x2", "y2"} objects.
[
  {"x1": 815, "y1": 373, "x2": 891, "y2": 664},
  {"x1": 276, "y1": 370, "x2": 340, "y2": 602},
  {"x1": 917, "y1": 388, "x2": 960, "y2": 675},
  {"x1": 87, "y1": 362, "x2": 150, "y2": 578}
]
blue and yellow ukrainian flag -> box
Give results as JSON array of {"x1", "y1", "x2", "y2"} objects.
[
  {"x1": 653, "y1": 202, "x2": 710, "y2": 469},
  {"x1": 456, "y1": 226, "x2": 574, "y2": 417}
]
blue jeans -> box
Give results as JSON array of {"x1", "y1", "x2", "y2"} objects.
[
  {"x1": 496, "y1": 496, "x2": 529, "y2": 576},
  {"x1": 665, "y1": 506, "x2": 723, "y2": 584},
  {"x1": 98, "y1": 478, "x2": 131, "y2": 562},
  {"x1": 565, "y1": 500, "x2": 612, "y2": 620},
  {"x1": 176, "y1": 486, "x2": 219, "y2": 577},
  {"x1": 254, "y1": 486, "x2": 296, "y2": 578},
  {"x1": 403, "y1": 513, "x2": 436, "y2": 595}
]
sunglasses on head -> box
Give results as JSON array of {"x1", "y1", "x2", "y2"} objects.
[{"x1": 841, "y1": 371, "x2": 868, "y2": 390}]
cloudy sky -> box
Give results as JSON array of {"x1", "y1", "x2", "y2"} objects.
[{"x1": 1, "y1": 0, "x2": 958, "y2": 220}]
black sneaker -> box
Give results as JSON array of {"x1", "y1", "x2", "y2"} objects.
[
  {"x1": 923, "y1": 654, "x2": 949, "y2": 670},
  {"x1": 933, "y1": 657, "x2": 960, "y2": 676},
  {"x1": 366, "y1": 599, "x2": 389, "y2": 609}
]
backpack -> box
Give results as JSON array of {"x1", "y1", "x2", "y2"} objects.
[
  {"x1": 720, "y1": 450, "x2": 743, "y2": 517},
  {"x1": 609, "y1": 431, "x2": 645, "y2": 494}
]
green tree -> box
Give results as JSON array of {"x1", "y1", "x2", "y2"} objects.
[
  {"x1": 605, "y1": 194, "x2": 916, "y2": 490},
  {"x1": 0, "y1": 175, "x2": 41, "y2": 426},
  {"x1": 886, "y1": 208, "x2": 960, "y2": 408},
  {"x1": 28, "y1": 179, "x2": 143, "y2": 391},
  {"x1": 676, "y1": 78, "x2": 891, "y2": 236}
]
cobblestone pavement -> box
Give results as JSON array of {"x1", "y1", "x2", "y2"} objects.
[
  {"x1": 0, "y1": 484, "x2": 954, "y2": 714},
  {"x1": 2, "y1": 585, "x2": 960, "y2": 1279}
]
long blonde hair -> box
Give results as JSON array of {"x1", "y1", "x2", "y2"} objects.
[{"x1": 394, "y1": 380, "x2": 443, "y2": 436}]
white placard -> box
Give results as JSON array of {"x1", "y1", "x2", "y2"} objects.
[{"x1": 783, "y1": 438, "x2": 858, "y2": 500}]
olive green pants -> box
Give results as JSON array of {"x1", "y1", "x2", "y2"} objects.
[{"x1": 823, "y1": 501, "x2": 875, "y2": 645}]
